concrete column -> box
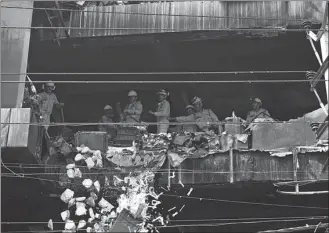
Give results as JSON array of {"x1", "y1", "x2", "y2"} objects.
[{"x1": 1, "y1": 1, "x2": 33, "y2": 108}]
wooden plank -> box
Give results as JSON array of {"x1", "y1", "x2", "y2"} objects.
[
  {"x1": 1, "y1": 108, "x2": 11, "y2": 147},
  {"x1": 7, "y1": 108, "x2": 31, "y2": 147}
]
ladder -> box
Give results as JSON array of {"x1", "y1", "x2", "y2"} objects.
[{"x1": 44, "y1": 1, "x2": 70, "y2": 47}]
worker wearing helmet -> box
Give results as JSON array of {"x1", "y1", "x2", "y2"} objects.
[
  {"x1": 149, "y1": 89, "x2": 171, "y2": 134},
  {"x1": 191, "y1": 96, "x2": 222, "y2": 134},
  {"x1": 99, "y1": 105, "x2": 117, "y2": 140},
  {"x1": 245, "y1": 98, "x2": 271, "y2": 125},
  {"x1": 121, "y1": 90, "x2": 143, "y2": 123},
  {"x1": 170, "y1": 105, "x2": 197, "y2": 133},
  {"x1": 39, "y1": 81, "x2": 64, "y2": 130}
]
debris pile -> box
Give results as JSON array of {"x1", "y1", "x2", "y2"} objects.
[{"x1": 50, "y1": 145, "x2": 166, "y2": 232}]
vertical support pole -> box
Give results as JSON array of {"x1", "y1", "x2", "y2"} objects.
[
  {"x1": 178, "y1": 164, "x2": 182, "y2": 184},
  {"x1": 167, "y1": 154, "x2": 171, "y2": 190},
  {"x1": 229, "y1": 148, "x2": 234, "y2": 183},
  {"x1": 320, "y1": 25, "x2": 329, "y2": 103},
  {"x1": 292, "y1": 148, "x2": 299, "y2": 194}
]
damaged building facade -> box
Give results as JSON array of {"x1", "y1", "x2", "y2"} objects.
[{"x1": 1, "y1": 1, "x2": 328, "y2": 233}]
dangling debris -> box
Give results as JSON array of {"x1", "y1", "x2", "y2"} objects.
[
  {"x1": 67, "y1": 169, "x2": 75, "y2": 179},
  {"x1": 85, "y1": 157, "x2": 95, "y2": 169},
  {"x1": 76, "y1": 202, "x2": 87, "y2": 216},
  {"x1": 74, "y1": 168, "x2": 82, "y2": 178},
  {"x1": 94, "y1": 180, "x2": 101, "y2": 192},
  {"x1": 48, "y1": 219, "x2": 53, "y2": 230},
  {"x1": 75, "y1": 153, "x2": 84, "y2": 161},
  {"x1": 61, "y1": 210, "x2": 70, "y2": 221},
  {"x1": 64, "y1": 220, "x2": 76, "y2": 231},
  {"x1": 66, "y1": 164, "x2": 75, "y2": 170},
  {"x1": 68, "y1": 198, "x2": 76, "y2": 208},
  {"x1": 77, "y1": 220, "x2": 87, "y2": 229},
  {"x1": 187, "y1": 188, "x2": 193, "y2": 196},
  {"x1": 82, "y1": 179, "x2": 93, "y2": 189},
  {"x1": 60, "y1": 189, "x2": 74, "y2": 203},
  {"x1": 76, "y1": 196, "x2": 86, "y2": 202}
]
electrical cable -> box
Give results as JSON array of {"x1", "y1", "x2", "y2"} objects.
[
  {"x1": 161, "y1": 193, "x2": 328, "y2": 210},
  {"x1": 158, "y1": 217, "x2": 329, "y2": 228},
  {"x1": 1, "y1": 26, "x2": 325, "y2": 32},
  {"x1": 1, "y1": 216, "x2": 328, "y2": 224}
]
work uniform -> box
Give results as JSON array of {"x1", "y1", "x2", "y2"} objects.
[
  {"x1": 99, "y1": 115, "x2": 117, "y2": 140},
  {"x1": 122, "y1": 101, "x2": 143, "y2": 123},
  {"x1": 39, "y1": 92, "x2": 59, "y2": 129},
  {"x1": 176, "y1": 114, "x2": 197, "y2": 133},
  {"x1": 246, "y1": 108, "x2": 271, "y2": 124},
  {"x1": 195, "y1": 109, "x2": 219, "y2": 132},
  {"x1": 154, "y1": 100, "x2": 170, "y2": 134}
]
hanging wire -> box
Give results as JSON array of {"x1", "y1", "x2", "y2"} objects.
[
  {"x1": 0, "y1": 70, "x2": 311, "y2": 76},
  {"x1": 0, "y1": 25, "x2": 325, "y2": 32},
  {"x1": 161, "y1": 193, "x2": 329, "y2": 210},
  {"x1": 0, "y1": 5, "x2": 309, "y2": 22},
  {"x1": 158, "y1": 217, "x2": 329, "y2": 228},
  {"x1": 1, "y1": 120, "x2": 328, "y2": 126},
  {"x1": 1, "y1": 216, "x2": 328, "y2": 224},
  {"x1": 1, "y1": 218, "x2": 328, "y2": 233}
]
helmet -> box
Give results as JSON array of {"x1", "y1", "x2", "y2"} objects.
[
  {"x1": 104, "y1": 105, "x2": 113, "y2": 110},
  {"x1": 157, "y1": 89, "x2": 167, "y2": 96},
  {"x1": 45, "y1": 81, "x2": 55, "y2": 87},
  {"x1": 128, "y1": 90, "x2": 137, "y2": 97},
  {"x1": 251, "y1": 97, "x2": 262, "y2": 104},
  {"x1": 191, "y1": 96, "x2": 202, "y2": 105}
]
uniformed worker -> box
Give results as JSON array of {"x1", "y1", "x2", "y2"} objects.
[
  {"x1": 39, "y1": 81, "x2": 64, "y2": 130},
  {"x1": 171, "y1": 105, "x2": 197, "y2": 133},
  {"x1": 245, "y1": 98, "x2": 271, "y2": 125},
  {"x1": 121, "y1": 90, "x2": 143, "y2": 124},
  {"x1": 191, "y1": 96, "x2": 222, "y2": 134},
  {"x1": 149, "y1": 89, "x2": 171, "y2": 134},
  {"x1": 99, "y1": 105, "x2": 117, "y2": 140}
]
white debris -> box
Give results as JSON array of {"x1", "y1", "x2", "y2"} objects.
[
  {"x1": 94, "y1": 222, "x2": 103, "y2": 232},
  {"x1": 89, "y1": 208, "x2": 95, "y2": 219},
  {"x1": 179, "y1": 205, "x2": 185, "y2": 212},
  {"x1": 48, "y1": 219, "x2": 53, "y2": 230},
  {"x1": 86, "y1": 197, "x2": 95, "y2": 207},
  {"x1": 95, "y1": 213, "x2": 100, "y2": 219},
  {"x1": 77, "y1": 220, "x2": 87, "y2": 229},
  {"x1": 169, "y1": 172, "x2": 175, "y2": 178},
  {"x1": 172, "y1": 212, "x2": 178, "y2": 217},
  {"x1": 88, "y1": 218, "x2": 93, "y2": 223},
  {"x1": 64, "y1": 220, "x2": 76, "y2": 231},
  {"x1": 76, "y1": 146, "x2": 83, "y2": 152},
  {"x1": 85, "y1": 157, "x2": 95, "y2": 169},
  {"x1": 61, "y1": 210, "x2": 70, "y2": 221},
  {"x1": 75, "y1": 153, "x2": 85, "y2": 162},
  {"x1": 168, "y1": 207, "x2": 176, "y2": 212},
  {"x1": 75, "y1": 202, "x2": 87, "y2": 216},
  {"x1": 93, "y1": 150, "x2": 103, "y2": 168},
  {"x1": 98, "y1": 198, "x2": 114, "y2": 211},
  {"x1": 81, "y1": 146, "x2": 91, "y2": 154},
  {"x1": 179, "y1": 180, "x2": 184, "y2": 187},
  {"x1": 90, "y1": 192, "x2": 98, "y2": 200},
  {"x1": 82, "y1": 179, "x2": 93, "y2": 189},
  {"x1": 108, "y1": 211, "x2": 117, "y2": 219},
  {"x1": 74, "y1": 168, "x2": 82, "y2": 178},
  {"x1": 68, "y1": 198, "x2": 76, "y2": 208},
  {"x1": 67, "y1": 169, "x2": 75, "y2": 179},
  {"x1": 86, "y1": 227, "x2": 92, "y2": 232},
  {"x1": 94, "y1": 180, "x2": 100, "y2": 192},
  {"x1": 66, "y1": 164, "x2": 75, "y2": 169},
  {"x1": 76, "y1": 197, "x2": 86, "y2": 202},
  {"x1": 60, "y1": 189, "x2": 74, "y2": 203},
  {"x1": 187, "y1": 188, "x2": 193, "y2": 196}
]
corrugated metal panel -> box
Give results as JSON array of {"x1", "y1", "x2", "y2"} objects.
[{"x1": 65, "y1": 1, "x2": 326, "y2": 38}]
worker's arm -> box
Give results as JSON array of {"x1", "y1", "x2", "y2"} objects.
[
  {"x1": 209, "y1": 109, "x2": 219, "y2": 122},
  {"x1": 124, "y1": 102, "x2": 143, "y2": 115},
  {"x1": 153, "y1": 101, "x2": 170, "y2": 117},
  {"x1": 175, "y1": 114, "x2": 195, "y2": 122},
  {"x1": 53, "y1": 94, "x2": 64, "y2": 108}
]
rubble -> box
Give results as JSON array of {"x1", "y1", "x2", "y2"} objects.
[{"x1": 60, "y1": 189, "x2": 74, "y2": 203}]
